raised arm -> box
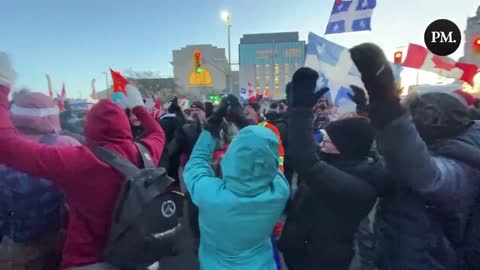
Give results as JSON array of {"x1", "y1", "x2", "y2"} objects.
[
  {"x1": 134, "y1": 106, "x2": 165, "y2": 166},
  {"x1": 183, "y1": 131, "x2": 221, "y2": 205},
  {"x1": 183, "y1": 97, "x2": 230, "y2": 206},
  {"x1": 350, "y1": 43, "x2": 471, "y2": 205},
  {"x1": 287, "y1": 68, "x2": 376, "y2": 204}
]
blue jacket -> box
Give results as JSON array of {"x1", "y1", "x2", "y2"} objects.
[
  {"x1": 374, "y1": 115, "x2": 480, "y2": 270},
  {"x1": 183, "y1": 127, "x2": 290, "y2": 270}
]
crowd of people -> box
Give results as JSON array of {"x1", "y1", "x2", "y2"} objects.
[{"x1": 1, "y1": 42, "x2": 480, "y2": 270}]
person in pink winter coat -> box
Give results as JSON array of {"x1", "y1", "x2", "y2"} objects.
[{"x1": 0, "y1": 53, "x2": 166, "y2": 269}]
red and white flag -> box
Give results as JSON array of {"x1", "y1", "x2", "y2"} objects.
[
  {"x1": 60, "y1": 83, "x2": 66, "y2": 100},
  {"x1": 56, "y1": 83, "x2": 67, "y2": 111},
  {"x1": 403, "y1": 43, "x2": 478, "y2": 85}
]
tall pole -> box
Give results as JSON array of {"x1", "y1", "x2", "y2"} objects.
[
  {"x1": 103, "y1": 72, "x2": 109, "y2": 89},
  {"x1": 227, "y1": 16, "x2": 233, "y2": 95}
]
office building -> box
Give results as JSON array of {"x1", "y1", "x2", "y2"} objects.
[{"x1": 239, "y1": 32, "x2": 305, "y2": 100}]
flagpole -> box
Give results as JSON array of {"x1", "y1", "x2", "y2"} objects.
[{"x1": 416, "y1": 71, "x2": 420, "y2": 85}]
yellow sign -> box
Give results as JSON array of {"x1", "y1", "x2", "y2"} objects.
[{"x1": 189, "y1": 67, "x2": 213, "y2": 86}]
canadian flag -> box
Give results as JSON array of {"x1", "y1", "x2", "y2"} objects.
[{"x1": 403, "y1": 43, "x2": 478, "y2": 85}]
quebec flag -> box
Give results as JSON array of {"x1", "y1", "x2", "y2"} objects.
[
  {"x1": 305, "y1": 32, "x2": 404, "y2": 114},
  {"x1": 305, "y1": 32, "x2": 364, "y2": 114},
  {"x1": 325, "y1": 0, "x2": 376, "y2": 35}
]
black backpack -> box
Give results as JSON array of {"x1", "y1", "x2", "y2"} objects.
[{"x1": 92, "y1": 143, "x2": 184, "y2": 270}]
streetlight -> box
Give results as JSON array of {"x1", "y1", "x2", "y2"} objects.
[{"x1": 220, "y1": 10, "x2": 233, "y2": 95}]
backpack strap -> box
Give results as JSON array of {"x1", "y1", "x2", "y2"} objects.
[
  {"x1": 91, "y1": 147, "x2": 140, "y2": 179},
  {"x1": 134, "y1": 142, "x2": 154, "y2": 169}
]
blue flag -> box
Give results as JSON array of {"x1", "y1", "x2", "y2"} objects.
[{"x1": 325, "y1": 0, "x2": 376, "y2": 35}]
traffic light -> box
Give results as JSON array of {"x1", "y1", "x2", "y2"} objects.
[
  {"x1": 473, "y1": 37, "x2": 480, "y2": 55},
  {"x1": 208, "y1": 95, "x2": 219, "y2": 101},
  {"x1": 194, "y1": 50, "x2": 202, "y2": 73},
  {"x1": 394, "y1": 51, "x2": 403, "y2": 65}
]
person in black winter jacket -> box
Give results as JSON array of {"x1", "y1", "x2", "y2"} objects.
[
  {"x1": 279, "y1": 67, "x2": 377, "y2": 270},
  {"x1": 350, "y1": 43, "x2": 480, "y2": 270}
]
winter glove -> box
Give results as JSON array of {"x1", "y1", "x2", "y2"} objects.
[
  {"x1": 168, "y1": 97, "x2": 182, "y2": 114},
  {"x1": 0, "y1": 52, "x2": 16, "y2": 87},
  {"x1": 226, "y1": 94, "x2": 255, "y2": 129},
  {"x1": 118, "y1": 84, "x2": 144, "y2": 109},
  {"x1": 348, "y1": 85, "x2": 369, "y2": 115},
  {"x1": 289, "y1": 68, "x2": 329, "y2": 108},
  {"x1": 350, "y1": 43, "x2": 405, "y2": 128},
  {"x1": 205, "y1": 97, "x2": 229, "y2": 138}
]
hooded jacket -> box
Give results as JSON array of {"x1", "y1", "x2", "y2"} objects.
[
  {"x1": 0, "y1": 85, "x2": 165, "y2": 269},
  {"x1": 374, "y1": 113, "x2": 480, "y2": 270},
  {"x1": 183, "y1": 127, "x2": 290, "y2": 270}
]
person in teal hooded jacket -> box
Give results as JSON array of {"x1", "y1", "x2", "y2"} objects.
[{"x1": 183, "y1": 96, "x2": 290, "y2": 270}]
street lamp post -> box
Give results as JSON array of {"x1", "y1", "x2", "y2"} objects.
[{"x1": 221, "y1": 11, "x2": 233, "y2": 95}]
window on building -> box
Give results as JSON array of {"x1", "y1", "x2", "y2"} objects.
[
  {"x1": 256, "y1": 50, "x2": 280, "y2": 59},
  {"x1": 275, "y1": 86, "x2": 280, "y2": 97},
  {"x1": 286, "y1": 48, "x2": 301, "y2": 57},
  {"x1": 274, "y1": 64, "x2": 279, "y2": 74},
  {"x1": 274, "y1": 76, "x2": 279, "y2": 86}
]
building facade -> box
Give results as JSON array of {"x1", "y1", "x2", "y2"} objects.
[
  {"x1": 172, "y1": 44, "x2": 229, "y2": 100},
  {"x1": 460, "y1": 6, "x2": 480, "y2": 66},
  {"x1": 239, "y1": 32, "x2": 305, "y2": 100}
]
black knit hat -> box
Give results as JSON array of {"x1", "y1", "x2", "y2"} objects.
[
  {"x1": 247, "y1": 102, "x2": 261, "y2": 113},
  {"x1": 325, "y1": 117, "x2": 375, "y2": 159},
  {"x1": 406, "y1": 92, "x2": 473, "y2": 142},
  {"x1": 190, "y1": 101, "x2": 205, "y2": 112}
]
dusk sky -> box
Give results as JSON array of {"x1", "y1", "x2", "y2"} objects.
[{"x1": 1, "y1": 0, "x2": 478, "y2": 97}]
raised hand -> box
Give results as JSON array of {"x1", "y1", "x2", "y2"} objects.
[
  {"x1": 349, "y1": 43, "x2": 396, "y2": 101},
  {"x1": 204, "y1": 97, "x2": 229, "y2": 138},
  {"x1": 348, "y1": 85, "x2": 368, "y2": 114},
  {"x1": 288, "y1": 68, "x2": 330, "y2": 109},
  {"x1": 226, "y1": 94, "x2": 254, "y2": 129},
  {"x1": 349, "y1": 43, "x2": 404, "y2": 127},
  {"x1": 121, "y1": 84, "x2": 145, "y2": 109},
  {"x1": 168, "y1": 96, "x2": 182, "y2": 114}
]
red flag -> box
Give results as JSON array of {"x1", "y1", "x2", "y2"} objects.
[
  {"x1": 155, "y1": 98, "x2": 162, "y2": 109},
  {"x1": 335, "y1": 0, "x2": 343, "y2": 3},
  {"x1": 403, "y1": 43, "x2": 478, "y2": 85},
  {"x1": 110, "y1": 68, "x2": 129, "y2": 93},
  {"x1": 55, "y1": 83, "x2": 66, "y2": 111}
]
